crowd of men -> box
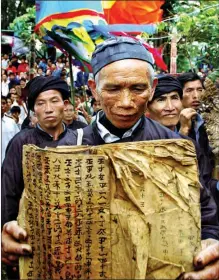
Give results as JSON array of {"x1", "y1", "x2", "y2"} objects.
[
  {"x1": 1, "y1": 53, "x2": 102, "y2": 163},
  {"x1": 1, "y1": 37, "x2": 219, "y2": 279}
]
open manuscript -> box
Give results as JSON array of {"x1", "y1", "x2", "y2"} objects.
[{"x1": 18, "y1": 139, "x2": 201, "y2": 279}]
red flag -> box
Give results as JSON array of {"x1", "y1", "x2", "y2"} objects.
[{"x1": 103, "y1": 1, "x2": 165, "y2": 24}]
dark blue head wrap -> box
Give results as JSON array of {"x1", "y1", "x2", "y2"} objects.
[
  {"x1": 27, "y1": 76, "x2": 70, "y2": 110},
  {"x1": 152, "y1": 75, "x2": 183, "y2": 101},
  {"x1": 91, "y1": 36, "x2": 154, "y2": 77}
]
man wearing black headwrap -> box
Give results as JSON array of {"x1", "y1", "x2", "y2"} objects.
[
  {"x1": 2, "y1": 76, "x2": 77, "y2": 222},
  {"x1": 147, "y1": 75, "x2": 183, "y2": 131},
  {"x1": 2, "y1": 38, "x2": 219, "y2": 279},
  {"x1": 1, "y1": 76, "x2": 78, "y2": 278},
  {"x1": 148, "y1": 75, "x2": 219, "y2": 212}
]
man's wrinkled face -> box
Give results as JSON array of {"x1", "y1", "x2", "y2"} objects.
[
  {"x1": 148, "y1": 92, "x2": 182, "y2": 130},
  {"x1": 182, "y1": 80, "x2": 204, "y2": 110},
  {"x1": 89, "y1": 59, "x2": 156, "y2": 129},
  {"x1": 34, "y1": 90, "x2": 67, "y2": 132}
]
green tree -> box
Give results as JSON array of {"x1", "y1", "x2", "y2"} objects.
[
  {"x1": 9, "y1": 6, "x2": 36, "y2": 46},
  {"x1": 1, "y1": 0, "x2": 35, "y2": 30},
  {"x1": 156, "y1": 0, "x2": 219, "y2": 71}
]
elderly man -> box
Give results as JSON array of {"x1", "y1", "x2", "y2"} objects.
[
  {"x1": 80, "y1": 37, "x2": 219, "y2": 279},
  {"x1": 2, "y1": 37, "x2": 219, "y2": 279}
]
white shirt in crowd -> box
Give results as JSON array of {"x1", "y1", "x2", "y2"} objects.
[
  {"x1": 1, "y1": 80, "x2": 9, "y2": 96},
  {"x1": 2, "y1": 114, "x2": 20, "y2": 163},
  {"x1": 11, "y1": 101, "x2": 28, "y2": 125},
  {"x1": 1, "y1": 58, "x2": 9, "y2": 70}
]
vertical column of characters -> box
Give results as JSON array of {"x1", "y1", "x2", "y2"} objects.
[
  {"x1": 63, "y1": 158, "x2": 75, "y2": 279},
  {"x1": 31, "y1": 150, "x2": 42, "y2": 278},
  {"x1": 22, "y1": 149, "x2": 35, "y2": 279},
  {"x1": 187, "y1": 214, "x2": 199, "y2": 253},
  {"x1": 73, "y1": 158, "x2": 83, "y2": 279},
  {"x1": 96, "y1": 157, "x2": 111, "y2": 279},
  {"x1": 43, "y1": 155, "x2": 53, "y2": 279},
  {"x1": 177, "y1": 210, "x2": 185, "y2": 266},
  {"x1": 35, "y1": 152, "x2": 45, "y2": 278},
  {"x1": 51, "y1": 156, "x2": 65, "y2": 278},
  {"x1": 83, "y1": 157, "x2": 95, "y2": 279},
  {"x1": 159, "y1": 190, "x2": 169, "y2": 262}
]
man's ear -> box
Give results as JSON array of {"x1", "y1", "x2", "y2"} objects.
[
  {"x1": 88, "y1": 79, "x2": 99, "y2": 101},
  {"x1": 148, "y1": 77, "x2": 158, "y2": 102},
  {"x1": 64, "y1": 99, "x2": 69, "y2": 107}
]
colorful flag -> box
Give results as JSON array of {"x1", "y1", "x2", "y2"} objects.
[
  {"x1": 35, "y1": 1, "x2": 166, "y2": 70},
  {"x1": 35, "y1": 1, "x2": 108, "y2": 70},
  {"x1": 103, "y1": 1, "x2": 165, "y2": 24}
]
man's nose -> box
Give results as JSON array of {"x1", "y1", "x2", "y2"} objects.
[
  {"x1": 45, "y1": 102, "x2": 53, "y2": 112},
  {"x1": 192, "y1": 90, "x2": 199, "y2": 99},
  {"x1": 165, "y1": 99, "x2": 174, "y2": 110},
  {"x1": 117, "y1": 90, "x2": 133, "y2": 108}
]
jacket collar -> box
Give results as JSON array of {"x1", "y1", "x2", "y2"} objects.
[{"x1": 36, "y1": 122, "x2": 67, "y2": 140}]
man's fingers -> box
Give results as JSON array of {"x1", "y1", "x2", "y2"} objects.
[
  {"x1": 2, "y1": 237, "x2": 32, "y2": 256},
  {"x1": 1, "y1": 257, "x2": 18, "y2": 267},
  {"x1": 7, "y1": 254, "x2": 19, "y2": 262},
  {"x1": 184, "y1": 259, "x2": 219, "y2": 280},
  {"x1": 187, "y1": 112, "x2": 197, "y2": 120},
  {"x1": 194, "y1": 241, "x2": 219, "y2": 269},
  {"x1": 3, "y1": 221, "x2": 27, "y2": 241},
  {"x1": 2, "y1": 221, "x2": 32, "y2": 256},
  {"x1": 181, "y1": 111, "x2": 197, "y2": 120}
]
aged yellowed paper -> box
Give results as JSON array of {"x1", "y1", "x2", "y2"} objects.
[{"x1": 18, "y1": 139, "x2": 201, "y2": 279}]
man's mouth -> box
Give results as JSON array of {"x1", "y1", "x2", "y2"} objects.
[
  {"x1": 163, "y1": 114, "x2": 177, "y2": 117},
  {"x1": 44, "y1": 116, "x2": 56, "y2": 120},
  {"x1": 192, "y1": 102, "x2": 200, "y2": 106}
]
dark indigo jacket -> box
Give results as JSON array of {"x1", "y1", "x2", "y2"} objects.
[
  {"x1": 76, "y1": 116, "x2": 219, "y2": 240},
  {"x1": 1, "y1": 126, "x2": 77, "y2": 226}
]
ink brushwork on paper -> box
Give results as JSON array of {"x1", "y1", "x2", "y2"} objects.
[{"x1": 18, "y1": 139, "x2": 201, "y2": 279}]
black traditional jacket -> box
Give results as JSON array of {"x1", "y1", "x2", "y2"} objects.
[
  {"x1": 76, "y1": 115, "x2": 219, "y2": 240},
  {"x1": 1, "y1": 125, "x2": 77, "y2": 226}
]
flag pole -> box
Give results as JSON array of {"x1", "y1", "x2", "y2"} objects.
[{"x1": 68, "y1": 53, "x2": 75, "y2": 107}]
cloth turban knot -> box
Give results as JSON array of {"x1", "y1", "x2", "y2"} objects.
[
  {"x1": 27, "y1": 76, "x2": 70, "y2": 110},
  {"x1": 152, "y1": 75, "x2": 183, "y2": 101}
]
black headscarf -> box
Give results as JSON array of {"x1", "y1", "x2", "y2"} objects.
[
  {"x1": 27, "y1": 76, "x2": 70, "y2": 110},
  {"x1": 152, "y1": 75, "x2": 183, "y2": 101},
  {"x1": 91, "y1": 36, "x2": 154, "y2": 77}
]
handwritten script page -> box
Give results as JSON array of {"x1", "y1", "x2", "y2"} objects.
[{"x1": 18, "y1": 139, "x2": 201, "y2": 279}]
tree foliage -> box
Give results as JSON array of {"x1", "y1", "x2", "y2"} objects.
[
  {"x1": 1, "y1": 0, "x2": 35, "y2": 30},
  {"x1": 9, "y1": 6, "x2": 36, "y2": 45},
  {"x1": 156, "y1": 0, "x2": 219, "y2": 72}
]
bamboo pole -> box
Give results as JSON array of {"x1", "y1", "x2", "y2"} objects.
[{"x1": 68, "y1": 54, "x2": 75, "y2": 107}]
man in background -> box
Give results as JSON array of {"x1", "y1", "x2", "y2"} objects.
[
  {"x1": 1, "y1": 96, "x2": 20, "y2": 163},
  {"x1": 178, "y1": 72, "x2": 219, "y2": 208}
]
